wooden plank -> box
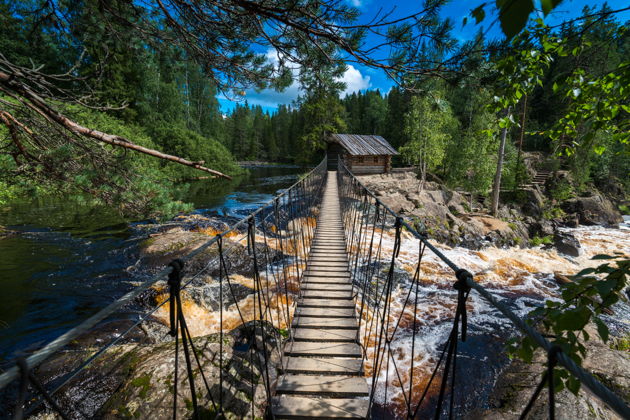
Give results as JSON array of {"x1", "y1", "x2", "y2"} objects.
[
  {"x1": 308, "y1": 251, "x2": 348, "y2": 261},
  {"x1": 302, "y1": 290, "x2": 352, "y2": 299},
  {"x1": 283, "y1": 357, "x2": 363, "y2": 375},
  {"x1": 302, "y1": 278, "x2": 352, "y2": 286},
  {"x1": 292, "y1": 328, "x2": 357, "y2": 342},
  {"x1": 272, "y1": 396, "x2": 369, "y2": 419},
  {"x1": 301, "y1": 283, "x2": 353, "y2": 291},
  {"x1": 304, "y1": 271, "x2": 351, "y2": 278},
  {"x1": 307, "y1": 262, "x2": 349, "y2": 269},
  {"x1": 276, "y1": 374, "x2": 369, "y2": 396},
  {"x1": 299, "y1": 298, "x2": 356, "y2": 308},
  {"x1": 295, "y1": 307, "x2": 356, "y2": 318},
  {"x1": 285, "y1": 342, "x2": 362, "y2": 358},
  {"x1": 293, "y1": 317, "x2": 358, "y2": 329},
  {"x1": 303, "y1": 266, "x2": 349, "y2": 273}
]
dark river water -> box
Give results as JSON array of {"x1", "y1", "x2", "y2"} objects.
[{"x1": 0, "y1": 165, "x2": 304, "y2": 363}]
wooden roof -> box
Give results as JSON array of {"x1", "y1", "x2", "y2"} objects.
[{"x1": 329, "y1": 134, "x2": 398, "y2": 156}]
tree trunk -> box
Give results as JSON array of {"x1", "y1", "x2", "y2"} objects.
[
  {"x1": 420, "y1": 159, "x2": 426, "y2": 191},
  {"x1": 491, "y1": 106, "x2": 511, "y2": 216},
  {"x1": 0, "y1": 71, "x2": 232, "y2": 180},
  {"x1": 514, "y1": 95, "x2": 528, "y2": 190}
]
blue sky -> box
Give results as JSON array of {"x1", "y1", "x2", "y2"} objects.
[{"x1": 217, "y1": 0, "x2": 630, "y2": 114}]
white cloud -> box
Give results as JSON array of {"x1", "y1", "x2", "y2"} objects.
[
  {"x1": 340, "y1": 65, "x2": 371, "y2": 96},
  {"x1": 219, "y1": 50, "x2": 372, "y2": 110},
  {"x1": 347, "y1": 0, "x2": 363, "y2": 7}
]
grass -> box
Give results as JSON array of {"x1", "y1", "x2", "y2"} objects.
[
  {"x1": 619, "y1": 204, "x2": 630, "y2": 215},
  {"x1": 130, "y1": 373, "x2": 152, "y2": 399},
  {"x1": 542, "y1": 206, "x2": 566, "y2": 220},
  {"x1": 530, "y1": 235, "x2": 554, "y2": 247},
  {"x1": 610, "y1": 333, "x2": 630, "y2": 351}
]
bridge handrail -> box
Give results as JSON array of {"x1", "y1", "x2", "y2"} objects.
[
  {"x1": 338, "y1": 160, "x2": 630, "y2": 419},
  {"x1": 0, "y1": 157, "x2": 328, "y2": 392}
]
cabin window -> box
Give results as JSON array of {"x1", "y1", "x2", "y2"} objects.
[
  {"x1": 373, "y1": 156, "x2": 379, "y2": 163},
  {"x1": 357, "y1": 156, "x2": 364, "y2": 163}
]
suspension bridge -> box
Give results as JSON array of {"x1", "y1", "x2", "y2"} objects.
[{"x1": 1, "y1": 159, "x2": 628, "y2": 419}]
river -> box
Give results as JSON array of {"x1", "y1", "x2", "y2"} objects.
[
  {"x1": 0, "y1": 165, "x2": 304, "y2": 364},
  {"x1": 1, "y1": 171, "x2": 628, "y2": 417}
]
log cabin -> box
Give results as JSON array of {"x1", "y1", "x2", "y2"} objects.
[{"x1": 326, "y1": 134, "x2": 398, "y2": 174}]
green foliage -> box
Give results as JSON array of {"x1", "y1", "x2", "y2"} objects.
[
  {"x1": 508, "y1": 254, "x2": 630, "y2": 394},
  {"x1": 298, "y1": 92, "x2": 347, "y2": 164},
  {"x1": 530, "y1": 235, "x2": 553, "y2": 247},
  {"x1": 541, "y1": 206, "x2": 566, "y2": 220},
  {"x1": 467, "y1": 0, "x2": 564, "y2": 40},
  {"x1": 400, "y1": 93, "x2": 458, "y2": 184},
  {"x1": 444, "y1": 88, "x2": 498, "y2": 194},
  {"x1": 610, "y1": 333, "x2": 630, "y2": 351},
  {"x1": 549, "y1": 178, "x2": 575, "y2": 202}
]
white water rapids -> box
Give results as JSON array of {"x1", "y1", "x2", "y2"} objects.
[{"x1": 363, "y1": 216, "x2": 630, "y2": 416}]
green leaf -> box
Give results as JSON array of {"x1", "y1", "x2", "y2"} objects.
[
  {"x1": 593, "y1": 317, "x2": 609, "y2": 342},
  {"x1": 592, "y1": 254, "x2": 617, "y2": 260},
  {"x1": 541, "y1": 0, "x2": 564, "y2": 16},
  {"x1": 595, "y1": 277, "x2": 618, "y2": 298},
  {"x1": 471, "y1": 4, "x2": 486, "y2": 24},
  {"x1": 555, "y1": 307, "x2": 591, "y2": 331},
  {"x1": 566, "y1": 375, "x2": 581, "y2": 395},
  {"x1": 496, "y1": 0, "x2": 534, "y2": 39}
]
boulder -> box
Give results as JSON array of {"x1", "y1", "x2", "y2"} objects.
[
  {"x1": 478, "y1": 323, "x2": 630, "y2": 420},
  {"x1": 561, "y1": 194, "x2": 623, "y2": 226},
  {"x1": 553, "y1": 231, "x2": 582, "y2": 257},
  {"x1": 380, "y1": 192, "x2": 414, "y2": 214},
  {"x1": 140, "y1": 227, "x2": 284, "y2": 277},
  {"x1": 99, "y1": 324, "x2": 280, "y2": 420},
  {"x1": 527, "y1": 219, "x2": 555, "y2": 238},
  {"x1": 30, "y1": 323, "x2": 281, "y2": 419}
]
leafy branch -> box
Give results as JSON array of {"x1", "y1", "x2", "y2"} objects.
[{"x1": 508, "y1": 254, "x2": 630, "y2": 394}]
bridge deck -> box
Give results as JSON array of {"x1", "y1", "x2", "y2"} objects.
[{"x1": 272, "y1": 171, "x2": 369, "y2": 419}]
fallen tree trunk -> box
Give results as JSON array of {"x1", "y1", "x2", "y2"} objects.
[{"x1": 0, "y1": 70, "x2": 231, "y2": 180}]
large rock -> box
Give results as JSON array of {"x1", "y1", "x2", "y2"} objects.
[
  {"x1": 98, "y1": 324, "x2": 280, "y2": 420},
  {"x1": 380, "y1": 192, "x2": 415, "y2": 214},
  {"x1": 140, "y1": 227, "x2": 284, "y2": 277},
  {"x1": 477, "y1": 324, "x2": 630, "y2": 420},
  {"x1": 561, "y1": 194, "x2": 623, "y2": 226},
  {"x1": 553, "y1": 231, "x2": 582, "y2": 257},
  {"x1": 28, "y1": 324, "x2": 281, "y2": 419}
]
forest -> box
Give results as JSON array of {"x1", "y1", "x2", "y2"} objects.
[
  {"x1": 0, "y1": 1, "x2": 628, "y2": 218},
  {"x1": 1, "y1": 2, "x2": 629, "y2": 418}
]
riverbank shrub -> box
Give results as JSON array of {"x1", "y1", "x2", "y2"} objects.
[
  {"x1": 530, "y1": 235, "x2": 553, "y2": 247},
  {"x1": 1, "y1": 104, "x2": 241, "y2": 219}
]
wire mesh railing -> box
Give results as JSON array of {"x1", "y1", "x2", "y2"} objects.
[
  {"x1": 1, "y1": 158, "x2": 328, "y2": 419},
  {"x1": 337, "y1": 160, "x2": 630, "y2": 419}
]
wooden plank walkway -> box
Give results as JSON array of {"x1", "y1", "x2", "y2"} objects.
[{"x1": 272, "y1": 171, "x2": 369, "y2": 419}]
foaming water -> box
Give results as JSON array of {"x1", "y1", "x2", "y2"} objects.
[
  {"x1": 357, "y1": 219, "x2": 630, "y2": 417},
  {"x1": 139, "y1": 215, "x2": 628, "y2": 417}
]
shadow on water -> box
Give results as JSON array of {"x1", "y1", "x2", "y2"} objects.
[{"x1": 0, "y1": 165, "x2": 305, "y2": 363}]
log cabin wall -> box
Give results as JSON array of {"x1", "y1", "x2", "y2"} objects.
[{"x1": 345, "y1": 154, "x2": 389, "y2": 174}]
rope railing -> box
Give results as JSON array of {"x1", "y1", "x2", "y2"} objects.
[
  {"x1": 1, "y1": 158, "x2": 328, "y2": 419},
  {"x1": 337, "y1": 160, "x2": 630, "y2": 419}
]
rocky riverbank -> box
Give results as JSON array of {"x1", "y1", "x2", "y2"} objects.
[
  {"x1": 357, "y1": 171, "x2": 624, "y2": 252},
  {"x1": 474, "y1": 323, "x2": 630, "y2": 420}
]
